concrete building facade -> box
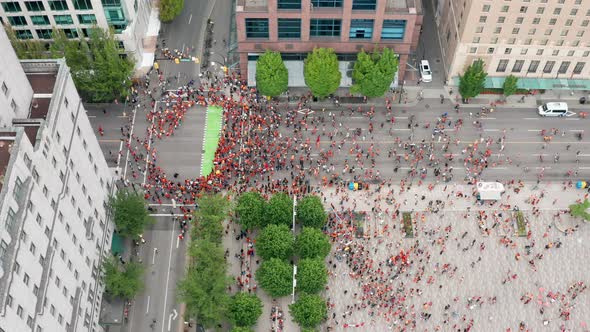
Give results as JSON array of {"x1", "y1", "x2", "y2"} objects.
[
  {"x1": 433, "y1": 0, "x2": 590, "y2": 89},
  {"x1": 0, "y1": 25, "x2": 115, "y2": 332},
  {"x1": 0, "y1": 0, "x2": 160, "y2": 70},
  {"x1": 236, "y1": 0, "x2": 423, "y2": 87}
]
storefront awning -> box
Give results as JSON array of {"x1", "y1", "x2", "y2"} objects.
[{"x1": 453, "y1": 77, "x2": 590, "y2": 90}]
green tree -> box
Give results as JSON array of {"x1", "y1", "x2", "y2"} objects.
[
  {"x1": 304, "y1": 48, "x2": 341, "y2": 98},
  {"x1": 297, "y1": 195, "x2": 327, "y2": 229},
  {"x1": 193, "y1": 193, "x2": 229, "y2": 243},
  {"x1": 289, "y1": 294, "x2": 327, "y2": 328},
  {"x1": 159, "y1": 0, "x2": 184, "y2": 22},
  {"x1": 235, "y1": 192, "x2": 265, "y2": 230},
  {"x1": 296, "y1": 258, "x2": 328, "y2": 294},
  {"x1": 256, "y1": 224, "x2": 294, "y2": 260},
  {"x1": 459, "y1": 58, "x2": 487, "y2": 101},
  {"x1": 502, "y1": 74, "x2": 519, "y2": 99},
  {"x1": 109, "y1": 189, "x2": 153, "y2": 239},
  {"x1": 256, "y1": 50, "x2": 288, "y2": 97},
  {"x1": 4, "y1": 25, "x2": 48, "y2": 59},
  {"x1": 230, "y1": 327, "x2": 254, "y2": 332},
  {"x1": 350, "y1": 48, "x2": 398, "y2": 97},
  {"x1": 264, "y1": 192, "x2": 293, "y2": 227},
  {"x1": 178, "y1": 239, "x2": 230, "y2": 328},
  {"x1": 256, "y1": 258, "x2": 293, "y2": 298},
  {"x1": 228, "y1": 292, "x2": 263, "y2": 327},
  {"x1": 295, "y1": 227, "x2": 331, "y2": 259},
  {"x1": 102, "y1": 256, "x2": 144, "y2": 299},
  {"x1": 569, "y1": 199, "x2": 590, "y2": 222}
]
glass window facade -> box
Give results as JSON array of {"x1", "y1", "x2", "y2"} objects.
[
  {"x1": 352, "y1": 0, "x2": 376, "y2": 10},
  {"x1": 62, "y1": 29, "x2": 79, "y2": 38},
  {"x1": 101, "y1": 0, "x2": 122, "y2": 6},
  {"x1": 311, "y1": 0, "x2": 342, "y2": 8},
  {"x1": 36, "y1": 29, "x2": 53, "y2": 39},
  {"x1": 31, "y1": 15, "x2": 50, "y2": 25},
  {"x1": 2, "y1": 2, "x2": 22, "y2": 12},
  {"x1": 25, "y1": 1, "x2": 45, "y2": 11},
  {"x1": 77, "y1": 14, "x2": 97, "y2": 24},
  {"x1": 277, "y1": 0, "x2": 301, "y2": 9},
  {"x1": 74, "y1": 0, "x2": 93, "y2": 10},
  {"x1": 349, "y1": 19, "x2": 373, "y2": 39},
  {"x1": 15, "y1": 30, "x2": 33, "y2": 39},
  {"x1": 48, "y1": 0, "x2": 69, "y2": 10},
  {"x1": 245, "y1": 18, "x2": 269, "y2": 38},
  {"x1": 310, "y1": 19, "x2": 341, "y2": 37},
  {"x1": 8, "y1": 16, "x2": 28, "y2": 26},
  {"x1": 381, "y1": 19, "x2": 406, "y2": 40},
  {"x1": 278, "y1": 18, "x2": 301, "y2": 38},
  {"x1": 54, "y1": 15, "x2": 74, "y2": 25}
]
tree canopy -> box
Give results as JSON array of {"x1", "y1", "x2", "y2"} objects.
[
  {"x1": 295, "y1": 227, "x2": 331, "y2": 259},
  {"x1": 569, "y1": 199, "x2": 590, "y2": 222},
  {"x1": 256, "y1": 224, "x2": 294, "y2": 260},
  {"x1": 256, "y1": 258, "x2": 293, "y2": 298},
  {"x1": 296, "y1": 258, "x2": 328, "y2": 294},
  {"x1": 228, "y1": 292, "x2": 263, "y2": 327},
  {"x1": 256, "y1": 51, "x2": 289, "y2": 97},
  {"x1": 459, "y1": 59, "x2": 487, "y2": 101},
  {"x1": 109, "y1": 189, "x2": 152, "y2": 239},
  {"x1": 230, "y1": 327, "x2": 254, "y2": 332},
  {"x1": 304, "y1": 48, "x2": 341, "y2": 98},
  {"x1": 193, "y1": 193, "x2": 229, "y2": 243},
  {"x1": 351, "y1": 48, "x2": 398, "y2": 97},
  {"x1": 264, "y1": 192, "x2": 293, "y2": 227},
  {"x1": 178, "y1": 239, "x2": 230, "y2": 328},
  {"x1": 235, "y1": 192, "x2": 265, "y2": 230},
  {"x1": 289, "y1": 293, "x2": 327, "y2": 328},
  {"x1": 502, "y1": 74, "x2": 519, "y2": 98},
  {"x1": 159, "y1": 0, "x2": 184, "y2": 22},
  {"x1": 102, "y1": 256, "x2": 144, "y2": 299},
  {"x1": 297, "y1": 195, "x2": 327, "y2": 229}
]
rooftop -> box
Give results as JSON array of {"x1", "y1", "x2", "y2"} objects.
[
  {"x1": 29, "y1": 98, "x2": 51, "y2": 120},
  {"x1": 26, "y1": 72, "x2": 57, "y2": 94}
]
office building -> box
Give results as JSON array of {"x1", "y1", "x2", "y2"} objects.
[
  {"x1": 236, "y1": 0, "x2": 423, "y2": 87},
  {"x1": 0, "y1": 0, "x2": 160, "y2": 69},
  {"x1": 434, "y1": 0, "x2": 590, "y2": 90},
  {"x1": 0, "y1": 25, "x2": 115, "y2": 332}
]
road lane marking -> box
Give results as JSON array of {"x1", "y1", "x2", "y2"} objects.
[
  {"x1": 527, "y1": 129, "x2": 542, "y2": 132},
  {"x1": 570, "y1": 129, "x2": 585, "y2": 132},
  {"x1": 489, "y1": 167, "x2": 507, "y2": 170},
  {"x1": 143, "y1": 102, "x2": 157, "y2": 185},
  {"x1": 87, "y1": 115, "x2": 97, "y2": 118},
  {"x1": 160, "y1": 219, "x2": 177, "y2": 332},
  {"x1": 481, "y1": 117, "x2": 496, "y2": 119},
  {"x1": 152, "y1": 248, "x2": 158, "y2": 265},
  {"x1": 188, "y1": 14, "x2": 192, "y2": 24},
  {"x1": 176, "y1": 236, "x2": 180, "y2": 249},
  {"x1": 123, "y1": 106, "x2": 138, "y2": 180},
  {"x1": 565, "y1": 118, "x2": 579, "y2": 121},
  {"x1": 484, "y1": 129, "x2": 499, "y2": 132},
  {"x1": 579, "y1": 167, "x2": 590, "y2": 170},
  {"x1": 149, "y1": 213, "x2": 188, "y2": 217},
  {"x1": 392, "y1": 128, "x2": 411, "y2": 131},
  {"x1": 116, "y1": 140, "x2": 123, "y2": 168},
  {"x1": 146, "y1": 296, "x2": 150, "y2": 314},
  {"x1": 98, "y1": 139, "x2": 122, "y2": 143},
  {"x1": 523, "y1": 118, "x2": 539, "y2": 120}
]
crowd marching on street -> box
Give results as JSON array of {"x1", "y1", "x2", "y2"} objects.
[{"x1": 112, "y1": 57, "x2": 589, "y2": 331}]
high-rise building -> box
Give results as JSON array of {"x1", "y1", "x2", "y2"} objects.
[
  {"x1": 0, "y1": 0, "x2": 160, "y2": 69},
  {"x1": 235, "y1": 0, "x2": 423, "y2": 87},
  {"x1": 433, "y1": 0, "x2": 590, "y2": 89},
  {"x1": 0, "y1": 25, "x2": 115, "y2": 332}
]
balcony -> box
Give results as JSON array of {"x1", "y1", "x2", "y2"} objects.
[
  {"x1": 237, "y1": 0, "x2": 268, "y2": 12},
  {"x1": 385, "y1": 0, "x2": 422, "y2": 15}
]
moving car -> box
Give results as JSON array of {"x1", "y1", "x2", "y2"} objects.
[
  {"x1": 419, "y1": 60, "x2": 432, "y2": 83},
  {"x1": 537, "y1": 102, "x2": 575, "y2": 117}
]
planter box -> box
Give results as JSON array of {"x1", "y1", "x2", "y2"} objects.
[
  {"x1": 402, "y1": 212, "x2": 413, "y2": 238},
  {"x1": 515, "y1": 211, "x2": 527, "y2": 237}
]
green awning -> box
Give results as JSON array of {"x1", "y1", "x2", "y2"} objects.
[
  {"x1": 111, "y1": 233, "x2": 124, "y2": 255},
  {"x1": 453, "y1": 76, "x2": 590, "y2": 90}
]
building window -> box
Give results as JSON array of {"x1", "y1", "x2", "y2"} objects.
[
  {"x1": 528, "y1": 28, "x2": 536, "y2": 35},
  {"x1": 582, "y1": 20, "x2": 589, "y2": 27},
  {"x1": 381, "y1": 20, "x2": 406, "y2": 40},
  {"x1": 62, "y1": 29, "x2": 78, "y2": 38},
  {"x1": 507, "y1": 38, "x2": 516, "y2": 45},
  {"x1": 8, "y1": 16, "x2": 28, "y2": 26},
  {"x1": 31, "y1": 15, "x2": 50, "y2": 25},
  {"x1": 17, "y1": 305, "x2": 23, "y2": 318},
  {"x1": 567, "y1": 50, "x2": 574, "y2": 57},
  {"x1": 577, "y1": 31, "x2": 584, "y2": 37},
  {"x1": 536, "y1": 7, "x2": 544, "y2": 14},
  {"x1": 0, "y1": 240, "x2": 8, "y2": 260},
  {"x1": 532, "y1": 18, "x2": 540, "y2": 24},
  {"x1": 572, "y1": 40, "x2": 580, "y2": 47},
  {"x1": 536, "y1": 49, "x2": 543, "y2": 56},
  {"x1": 487, "y1": 47, "x2": 495, "y2": 54},
  {"x1": 512, "y1": 28, "x2": 519, "y2": 34},
  {"x1": 519, "y1": 6, "x2": 527, "y2": 13},
  {"x1": 570, "y1": 9, "x2": 578, "y2": 16},
  {"x1": 515, "y1": 17, "x2": 524, "y2": 24},
  {"x1": 475, "y1": 26, "x2": 483, "y2": 33},
  {"x1": 77, "y1": 14, "x2": 97, "y2": 24},
  {"x1": 1, "y1": 82, "x2": 7, "y2": 95},
  {"x1": 573, "y1": 62, "x2": 585, "y2": 74},
  {"x1": 277, "y1": 18, "x2": 301, "y2": 38},
  {"x1": 245, "y1": 18, "x2": 269, "y2": 38},
  {"x1": 543, "y1": 61, "x2": 555, "y2": 73},
  {"x1": 512, "y1": 60, "x2": 524, "y2": 72},
  {"x1": 352, "y1": 0, "x2": 375, "y2": 10},
  {"x1": 504, "y1": 48, "x2": 512, "y2": 55},
  {"x1": 310, "y1": 19, "x2": 341, "y2": 37},
  {"x1": 54, "y1": 15, "x2": 74, "y2": 25},
  {"x1": 277, "y1": 0, "x2": 300, "y2": 9},
  {"x1": 25, "y1": 1, "x2": 45, "y2": 11},
  {"x1": 565, "y1": 19, "x2": 573, "y2": 26},
  {"x1": 2, "y1": 2, "x2": 22, "y2": 12},
  {"x1": 501, "y1": 5, "x2": 509, "y2": 12},
  {"x1": 553, "y1": 50, "x2": 559, "y2": 56},
  {"x1": 482, "y1": 4, "x2": 490, "y2": 12},
  {"x1": 496, "y1": 60, "x2": 509, "y2": 72},
  {"x1": 479, "y1": 16, "x2": 487, "y2": 23},
  {"x1": 311, "y1": 0, "x2": 342, "y2": 8},
  {"x1": 24, "y1": 272, "x2": 30, "y2": 285},
  {"x1": 15, "y1": 29, "x2": 33, "y2": 39},
  {"x1": 48, "y1": 0, "x2": 69, "y2": 10},
  {"x1": 494, "y1": 27, "x2": 501, "y2": 34},
  {"x1": 73, "y1": 0, "x2": 93, "y2": 9},
  {"x1": 6, "y1": 208, "x2": 16, "y2": 228},
  {"x1": 497, "y1": 17, "x2": 505, "y2": 24},
  {"x1": 36, "y1": 29, "x2": 53, "y2": 39},
  {"x1": 553, "y1": 8, "x2": 561, "y2": 15},
  {"x1": 349, "y1": 19, "x2": 373, "y2": 39},
  {"x1": 558, "y1": 61, "x2": 570, "y2": 74},
  {"x1": 521, "y1": 48, "x2": 527, "y2": 55}
]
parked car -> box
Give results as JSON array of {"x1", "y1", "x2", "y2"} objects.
[
  {"x1": 537, "y1": 102, "x2": 575, "y2": 117},
  {"x1": 419, "y1": 60, "x2": 432, "y2": 83}
]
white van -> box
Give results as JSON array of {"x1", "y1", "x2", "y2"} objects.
[{"x1": 538, "y1": 102, "x2": 570, "y2": 117}]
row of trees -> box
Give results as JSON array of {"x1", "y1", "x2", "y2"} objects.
[
  {"x1": 178, "y1": 194, "x2": 264, "y2": 330},
  {"x1": 459, "y1": 59, "x2": 520, "y2": 101},
  {"x1": 5, "y1": 25, "x2": 134, "y2": 103},
  {"x1": 159, "y1": 0, "x2": 184, "y2": 22},
  {"x1": 256, "y1": 48, "x2": 399, "y2": 99}
]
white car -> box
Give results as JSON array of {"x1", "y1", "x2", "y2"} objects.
[{"x1": 419, "y1": 60, "x2": 432, "y2": 83}]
